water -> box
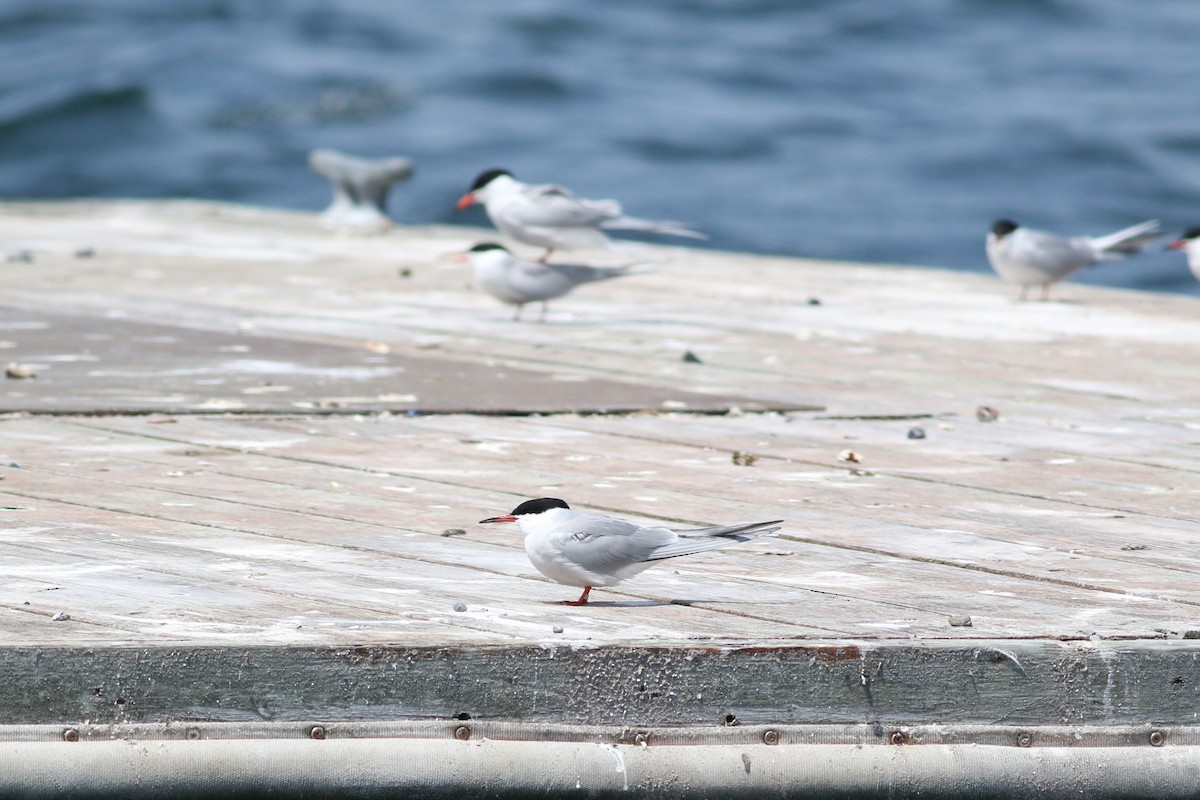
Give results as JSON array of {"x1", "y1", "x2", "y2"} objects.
[{"x1": 1, "y1": 0, "x2": 1197, "y2": 295}]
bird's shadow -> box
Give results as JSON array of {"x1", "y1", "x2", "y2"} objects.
[{"x1": 550, "y1": 598, "x2": 787, "y2": 608}]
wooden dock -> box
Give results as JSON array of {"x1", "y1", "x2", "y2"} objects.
[{"x1": 1, "y1": 199, "x2": 1199, "y2": 797}]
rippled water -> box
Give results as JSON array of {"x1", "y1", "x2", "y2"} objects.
[{"x1": 1, "y1": 0, "x2": 1197, "y2": 294}]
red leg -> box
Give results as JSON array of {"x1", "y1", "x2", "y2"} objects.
[{"x1": 562, "y1": 586, "x2": 592, "y2": 606}]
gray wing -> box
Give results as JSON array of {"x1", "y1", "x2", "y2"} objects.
[
  {"x1": 510, "y1": 183, "x2": 623, "y2": 227},
  {"x1": 506, "y1": 260, "x2": 638, "y2": 302},
  {"x1": 1011, "y1": 228, "x2": 1099, "y2": 276},
  {"x1": 552, "y1": 515, "x2": 678, "y2": 575}
]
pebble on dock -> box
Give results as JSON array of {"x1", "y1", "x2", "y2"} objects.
[
  {"x1": 441, "y1": 528, "x2": 467, "y2": 537},
  {"x1": 51, "y1": 612, "x2": 71, "y2": 622},
  {"x1": 838, "y1": 449, "x2": 863, "y2": 464},
  {"x1": 5, "y1": 362, "x2": 36, "y2": 379},
  {"x1": 731, "y1": 451, "x2": 758, "y2": 466},
  {"x1": 907, "y1": 427, "x2": 926, "y2": 440},
  {"x1": 948, "y1": 615, "x2": 972, "y2": 627},
  {"x1": 308, "y1": 148, "x2": 413, "y2": 229},
  {"x1": 682, "y1": 350, "x2": 703, "y2": 364},
  {"x1": 452, "y1": 602, "x2": 467, "y2": 613},
  {"x1": 975, "y1": 405, "x2": 1000, "y2": 422}
]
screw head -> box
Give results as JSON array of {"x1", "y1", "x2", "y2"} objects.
[
  {"x1": 185, "y1": 727, "x2": 202, "y2": 741},
  {"x1": 309, "y1": 725, "x2": 326, "y2": 740},
  {"x1": 1017, "y1": 732, "x2": 1033, "y2": 747},
  {"x1": 890, "y1": 731, "x2": 905, "y2": 745},
  {"x1": 1150, "y1": 730, "x2": 1165, "y2": 747},
  {"x1": 762, "y1": 729, "x2": 780, "y2": 745},
  {"x1": 62, "y1": 728, "x2": 79, "y2": 742},
  {"x1": 454, "y1": 725, "x2": 471, "y2": 741}
]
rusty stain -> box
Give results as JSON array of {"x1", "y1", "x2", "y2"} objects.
[{"x1": 810, "y1": 645, "x2": 863, "y2": 663}]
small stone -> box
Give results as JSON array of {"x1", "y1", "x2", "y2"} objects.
[
  {"x1": 452, "y1": 602, "x2": 467, "y2": 613},
  {"x1": 5, "y1": 362, "x2": 37, "y2": 380},
  {"x1": 681, "y1": 350, "x2": 703, "y2": 364},
  {"x1": 398, "y1": 268, "x2": 413, "y2": 278},
  {"x1": 807, "y1": 297, "x2": 822, "y2": 306},
  {"x1": 552, "y1": 625, "x2": 564, "y2": 634},
  {"x1": 907, "y1": 427, "x2": 926, "y2": 440},
  {"x1": 51, "y1": 612, "x2": 71, "y2": 622},
  {"x1": 838, "y1": 449, "x2": 863, "y2": 464},
  {"x1": 975, "y1": 406, "x2": 1000, "y2": 422},
  {"x1": 441, "y1": 528, "x2": 467, "y2": 537},
  {"x1": 1183, "y1": 630, "x2": 1200, "y2": 640},
  {"x1": 731, "y1": 451, "x2": 758, "y2": 467},
  {"x1": 74, "y1": 247, "x2": 96, "y2": 258},
  {"x1": 948, "y1": 615, "x2": 972, "y2": 627},
  {"x1": 1120, "y1": 544, "x2": 1148, "y2": 551}
]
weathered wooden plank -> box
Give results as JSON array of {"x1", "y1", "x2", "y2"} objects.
[
  {"x1": 1, "y1": 414, "x2": 1195, "y2": 644},
  {"x1": 41, "y1": 411, "x2": 1198, "y2": 588},
  {"x1": 0, "y1": 306, "x2": 804, "y2": 415},
  {"x1": 0, "y1": 641, "x2": 1196, "y2": 727}
]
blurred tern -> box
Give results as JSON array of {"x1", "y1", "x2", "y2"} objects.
[
  {"x1": 455, "y1": 168, "x2": 706, "y2": 262},
  {"x1": 479, "y1": 497, "x2": 782, "y2": 605},
  {"x1": 456, "y1": 242, "x2": 655, "y2": 322},
  {"x1": 1166, "y1": 226, "x2": 1200, "y2": 281},
  {"x1": 986, "y1": 218, "x2": 1161, "y2": 301}
]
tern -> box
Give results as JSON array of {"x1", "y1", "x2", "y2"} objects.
[
  {"x1": 1166, "y1": 226, "x2": 1200, "y2": 281},
  {"x1": 986, "y1": 218, "x2": 1161, "y2": 301},
  {"x1": 479, "y1": 497, "x2": 783, "y2": 605},
  {"x1": 455, "y1": 168, "x2": 706, "y2": 262},
  {"x1": 457, "y1": 242, "x2": 655, "y2": 322}
]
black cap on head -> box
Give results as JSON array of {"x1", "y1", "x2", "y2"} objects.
[
  {"x1": 990, "y1": 219, "x2": 1019, "y2": 237},
  {"x1": 1182, "y1": 225, "x2": 1200, "y2": 241},
  {"x1": 510, "y1": 497, "x2": 570, "y2": 515},
  {"x1": 470, "y1": 168, "x2": 513, "y2": 192},
  {"x1": 468, "y1": 243, "x2": 509, "y2": 253}
]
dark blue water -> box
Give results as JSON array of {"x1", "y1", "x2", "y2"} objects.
[{"x1": 2, "y1": 0, "x2": 1198, "y2": 294}]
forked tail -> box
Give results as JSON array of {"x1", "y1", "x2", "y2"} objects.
[{"x1": 1090, "y1": 219, "x2": 1161, "y2": 255}]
